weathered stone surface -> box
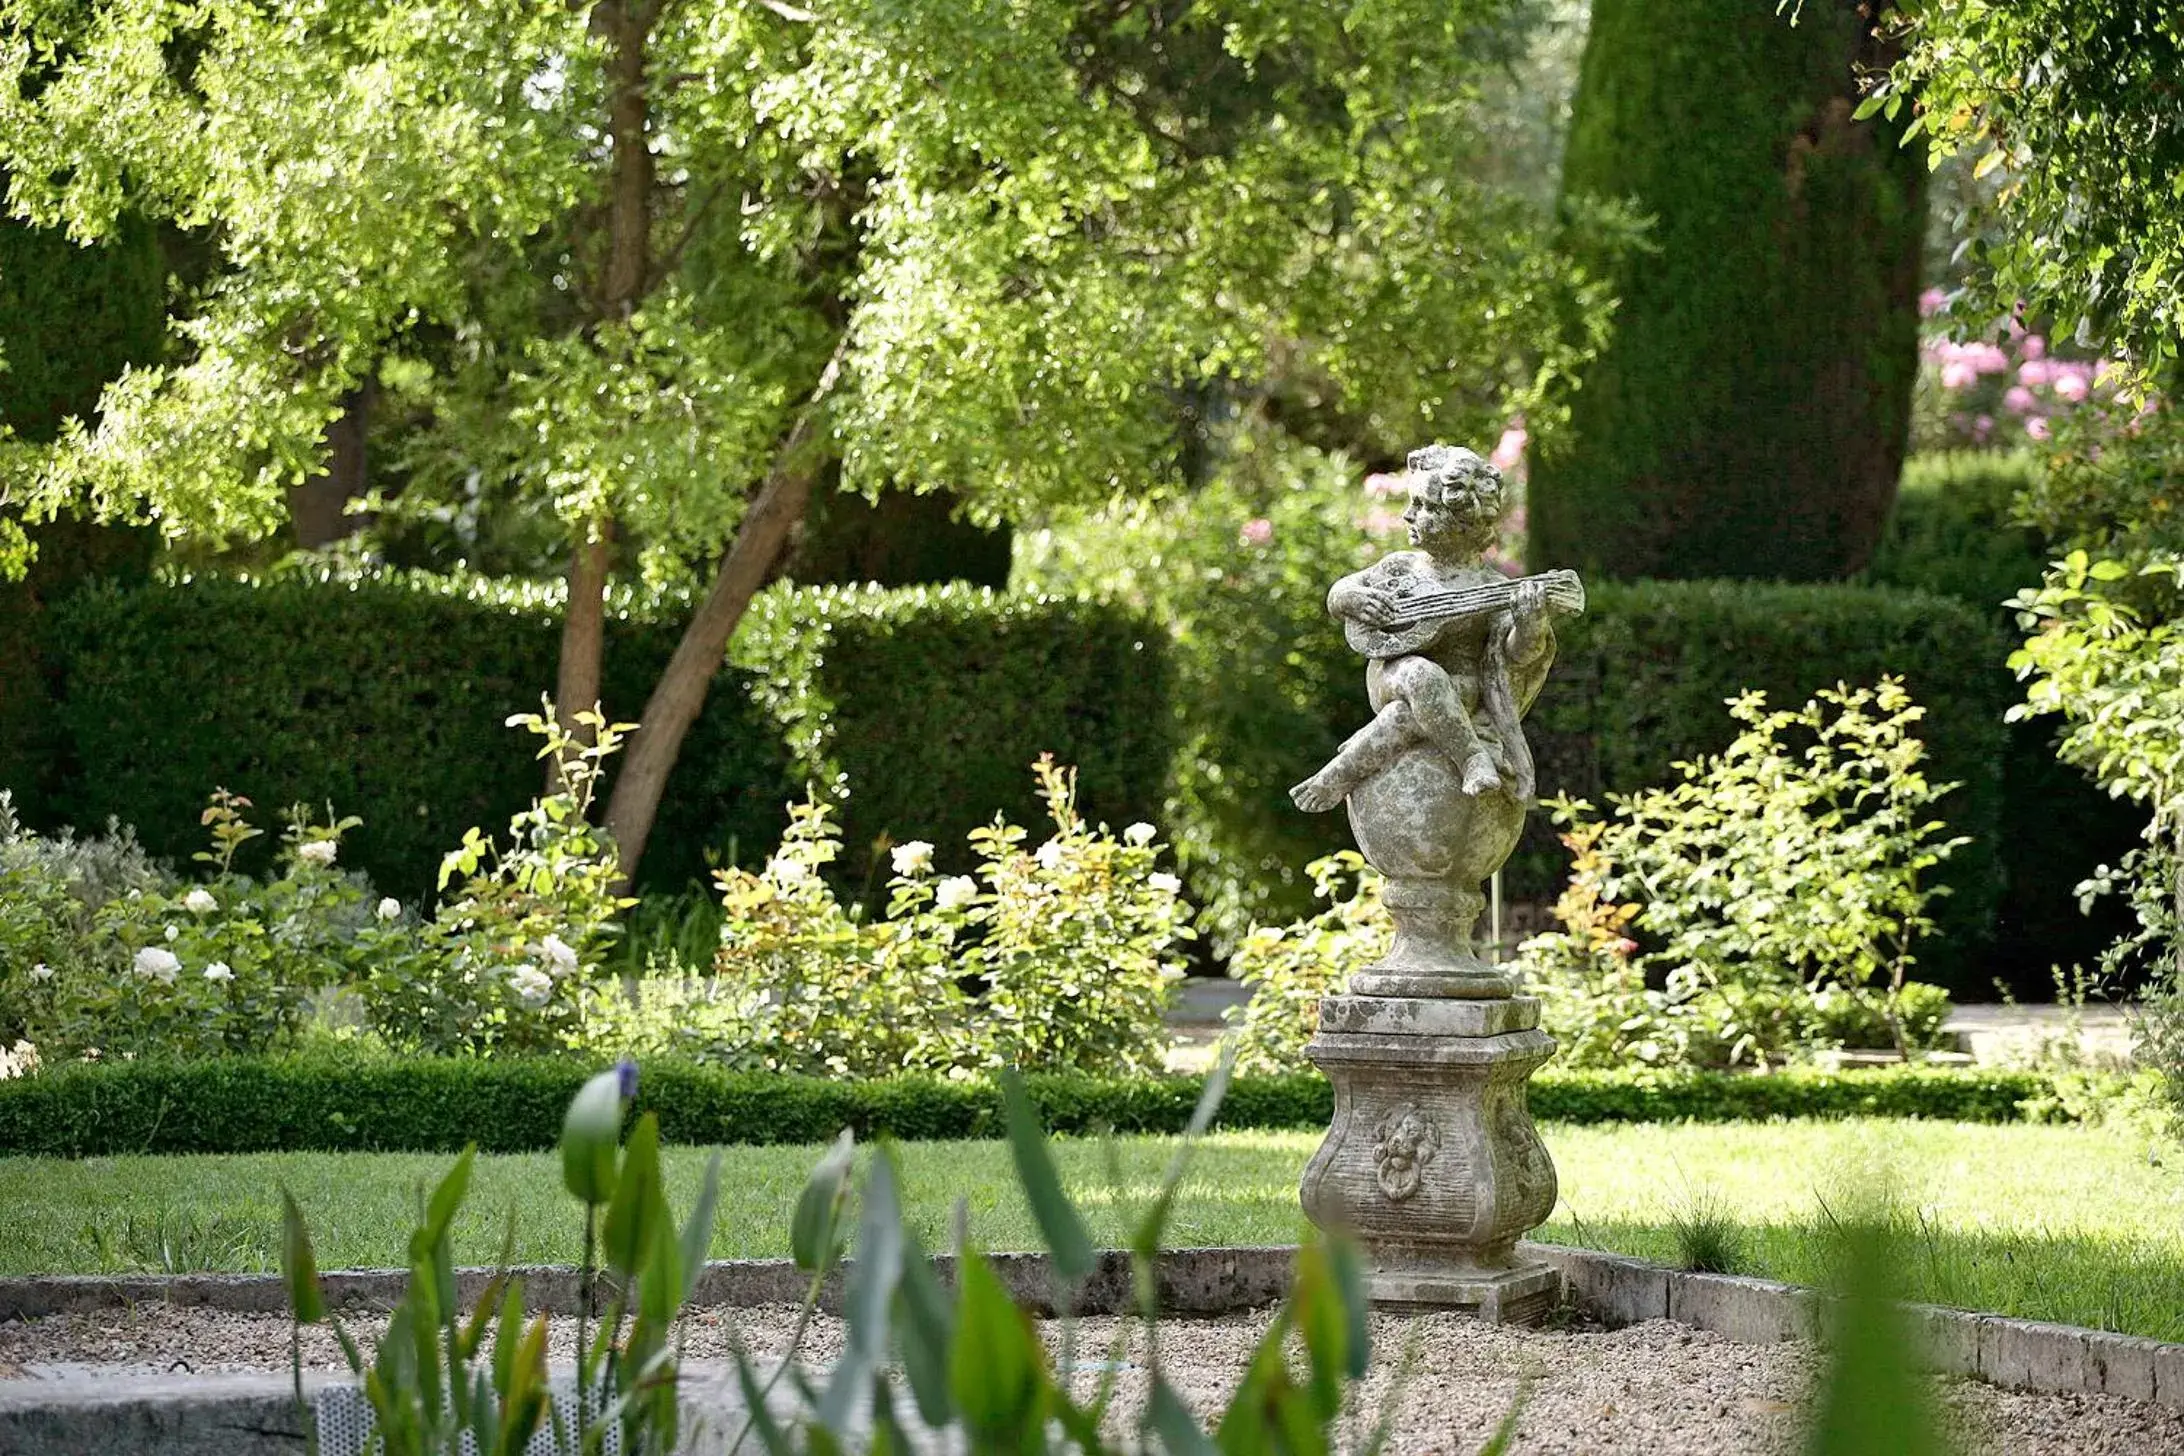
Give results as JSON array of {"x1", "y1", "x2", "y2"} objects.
[
  {"x1": 1668, "y1": 1273, "x2": 1815, "y2": 1345},
  {"x1": 1902, "y1": 1303, "x2": 1984, "y2": 1376},
  {"x1": 1291, "y1": 444, "x2": 1579, "y2": 1319},
  {"x1": 2087, "y1": 1332, "x2": 2165, "y2": 1403},
  {"x1": 1522, "y1": 1244, "x2": 1668, "y2": 1325},
  {"x1": 2155, "y1": 1339, "x2": 2184, "y2": 1409},
  {"x1": 1980, "y1": 1316, "x2": 2092, "y2": 1394}
]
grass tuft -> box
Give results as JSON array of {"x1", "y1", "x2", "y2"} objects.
[{"x1": 1667, "y1": 1187, "x2": 1749, "y2": 1275}]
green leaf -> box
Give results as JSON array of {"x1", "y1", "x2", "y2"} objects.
[
  {"x1": 893, "y1": 1222, "x2": 957, "y2": 1429},
  {"x1": 1806, "y1": 1225, "x2": 1945, "y2": 1456},
  {"x1": 280, "y1": 1189, "x2": 324, "y2": 1324},
  {"x1": 948, "y1": 1253, "x2": 1046, "y2": 1445},
  {"x1": 1147, "y1": 1374, "x2": 1221, "y2": 1456},
  {"x1": 601, "y1": 1113, "x2": 668, "y2": 1278},
  {"x1": 790, "y1": 1129, "x2": 855, "y2": 1274},
  {"x1": 491, "y1": 1276, "x2": 526, "y2": 1396},
  {"x1": 818, "y1": 1146, "x2": 907, "y2": 1434},
  {"x1": 411, "y1": 1144, "x2": 475, "y2": 1267},
  {"x1": 561, "y1": 1068, "x2": 625, "y2": 1207},
  {"x1": 678, "y1": 1149, "x2": 724, "y2": 1305},
  {"x1": 1001, "y1": 1068, "x2": 1098, "y2": 1286}
]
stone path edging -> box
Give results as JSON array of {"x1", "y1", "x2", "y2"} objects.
[{"x1": 1, "y1": 1243, "x2": 2175, "y2": 1409}]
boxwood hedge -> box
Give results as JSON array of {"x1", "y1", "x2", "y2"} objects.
[
  {"x1": 24, "y1": 574, "x2": 1173, "y2": 898},
  {"x1": 0, "y1": 1057, "x2": 2060, "y2": 1158}
]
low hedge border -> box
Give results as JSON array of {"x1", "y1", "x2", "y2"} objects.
[{"x1": 0, "y1": 1059, "x2": 2060, "y2": 1158}]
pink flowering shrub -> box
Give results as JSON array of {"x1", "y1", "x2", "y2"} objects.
[{"x1": 1912, "y1": 309, "x2": 2117, "y2": 450}]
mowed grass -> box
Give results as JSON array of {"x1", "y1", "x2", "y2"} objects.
[{"x1": 4, "y1": 1119, "x2": 2181, "y2": 1339}]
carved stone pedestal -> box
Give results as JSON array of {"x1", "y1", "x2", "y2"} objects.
[{"x1": 1299, "y1": 993, "x2": 1561, "y2": 1324}]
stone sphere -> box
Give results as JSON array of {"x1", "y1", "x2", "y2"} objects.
[{"x1": 1345, "y1": 743, "x2": 1525, "y2": 886}]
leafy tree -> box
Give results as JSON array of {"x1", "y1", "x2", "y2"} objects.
[
  {"x1": 1530, "y1": 0, "x2": 1927, "y2": 581},
  {"x1": 1863, "y1": 0, "x2": 2184, "y2": 373},
  {"x1": 0, "y1": 0, "x2": 1607, "y2": 878}
]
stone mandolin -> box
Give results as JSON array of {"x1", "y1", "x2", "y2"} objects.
[{"x1": 1344, "y1": 567, "x2": 1586, "y2": 658}]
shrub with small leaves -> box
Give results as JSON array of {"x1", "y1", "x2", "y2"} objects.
[
  {"x1": 586, "y1": 758, "x2": 1189, "y2": 1078},
  {"x1": 1522, "y1": 679, "x2": 1967, "y2": 1069},
  {"x1": 21, "y1": 791, "x2": 375, "y2": 1061},
  {"x1": 364, "y1": 704, "x2": 636, "y2": 1056}
]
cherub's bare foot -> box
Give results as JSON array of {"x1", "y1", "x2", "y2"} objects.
[
  {"x1": 1290, "y1": 772, "x2": 1348, "y2": 813},
  {"x1": 1460, "y1": 750, "x2": 1503, "y2": 797}
]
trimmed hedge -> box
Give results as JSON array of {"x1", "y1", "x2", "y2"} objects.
[
  {"x1": 26, "y1": 576, "x2": 1172, "y2": 898},
  {"x1": 1513, "y1": 579, "x2": 2015, "y2": 993},
  {"x1": 0, "y1": 1057, "x2": 2062, "y2": 1158},
  {"x1": 1861, "y1": 452, "x2": 2144, "y2": 993},
  {"x1": 734, "y1": 583, "x2": 1176, "y2": 885}
]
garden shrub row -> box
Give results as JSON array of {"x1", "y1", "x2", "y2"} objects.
[
  {"x1": 0, "y1": 1057, "x2": 2063, "y2": 1157},
  {"x1": 1, "y1": 566, "x2": 2062, "y2": 990},
  {"x1": 18, "y1": 573, "x2": 1173, "y2": 898}
]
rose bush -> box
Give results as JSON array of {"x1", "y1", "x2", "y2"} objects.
[
  {"x1": 582, "y1": 757, "x2": 1191, "y2": 1077},
  {"x1": 9, "y1": 790, "x2": 376, "y2": 1060}
]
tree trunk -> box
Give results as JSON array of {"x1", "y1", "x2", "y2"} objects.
[
  {"x1": 288, "y1": 384, "x2": 373, "y2": 548},
  {"x1": 603, "y1": 346, "x2": 846, "y2": 883},
  {"x1": 554, "y1": 521, "x2": 615, "y2": 758},
  {"x1": 551, "y1": 0, "x2": 655, "y2": 770}
]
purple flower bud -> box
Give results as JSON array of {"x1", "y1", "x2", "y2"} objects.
[{"x1": 616, "y1": 1058, "x2": 639, "y2": 1101}]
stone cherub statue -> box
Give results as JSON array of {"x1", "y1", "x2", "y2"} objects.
[
  {"x1": 1290, "y1": 443, "x2": 1583, "y2": 817},
  {"x1": 1293, "y1": 442, "x2": 1582, "y2": 1318}
]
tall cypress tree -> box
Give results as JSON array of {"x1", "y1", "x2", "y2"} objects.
[{"x1": 1531, "y1": 0, "x2": 1925, "y2": 581}]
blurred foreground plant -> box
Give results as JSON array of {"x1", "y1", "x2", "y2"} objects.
[
  {"x1": 277, "y1": 1050, "x2": 1464, "y2": 1454},
  {"x1": 282, "y1": 1059, "x2": 720, "y2": 1454}
]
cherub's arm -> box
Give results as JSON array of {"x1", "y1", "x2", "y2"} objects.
[
  {"x1": 1504, "y1": 577, "x2": 1555, "y2": 666},
  {"x1": 1326, "y1": 555, "x2": 1415, "y2": 624}
]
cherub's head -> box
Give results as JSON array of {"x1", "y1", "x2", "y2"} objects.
[{"x1": 1401, "y1": 444, "x2": 1505, "y2": 557}]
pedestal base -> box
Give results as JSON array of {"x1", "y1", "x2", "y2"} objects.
[
  {"x1": 1300, "y1": 994, "x2": 1561, "y2": 1326},
  {"x1": 1368, "y1": 1261, "x2": 1561, "y2": 1324}
]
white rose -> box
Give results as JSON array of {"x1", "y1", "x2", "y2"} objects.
[
  {"x1": 375, "y1": 897, "x2": 402, "y2": 922},
  {"x1": 539, "y1": 934, "x2": 580, "y2": 976},
  {"x1": 935, "y1": 875, "x2": 979, "y2": 911},
  {"x1": 164, "y1": 924, "x2": 180, "y2": 942},
  {"x1": 202, "y1": 962, "x2": 235, "y2": 984},
  {"x1": 889, "y1": 840, "x2": 935, "y2": 877},
  {"x1": 133, "y1": 947, "x2": 182, "y2": 984},
  {"x1": 184, "y1": 888, "x2": 218, "y2": 915},
  {"x1": 768, "y1": 858, "x2": 812, "y2": 886},
  {"x1": 28, "y1": 963, "x2": 53, "y2": 982},
  {"x1": 1124, "y1": 822, "x2": 1157, "y2": 847},
  {"x1": 1147, "y1": 872, "x2": 1183, "y2": 895},
  {"x1": 507, "y1": 964, "x2": 554, "y2": 1007},
  {"x1": 298, "y1": 840, "x2": 338, "y2": 867},
  {"x1": 1034, "y1": 841, "x2": 1066, "y2": 871}
]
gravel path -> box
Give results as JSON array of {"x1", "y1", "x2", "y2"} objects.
[{"x1": 3, "y1": 1304, "x2": 2178, "y2": 1454}]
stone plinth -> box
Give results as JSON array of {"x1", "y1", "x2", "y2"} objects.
[{"x1": 1299, "y1": 992, "x2": 1560, "y2": 1323}]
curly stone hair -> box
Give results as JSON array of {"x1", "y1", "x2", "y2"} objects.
[{"x1": 1405, "y1": 443, "x2": 1504, "y2": 526}]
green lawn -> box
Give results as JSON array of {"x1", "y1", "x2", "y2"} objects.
[{"x1": 6, "y1": 1120, "x2": 2181, "y2": 1340}]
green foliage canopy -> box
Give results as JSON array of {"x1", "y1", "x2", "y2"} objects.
[
  {"x1": 0, "y1": 0, "x2": 1606, "y2": 579},
  {"x1": 1867, "y1": 1, "x2": 2184, "y2": 371}
]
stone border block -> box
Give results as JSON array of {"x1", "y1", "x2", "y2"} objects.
[
  {"x1": 1519, "y1": 1243, "x2": 1667, "y2": 1324},
  {"x1": 1902, "y1": 1303, "x2": 1984, "y2": 1377},
  {"x1": 1668, "y1": 1272, "x2": 1815, "y2": 1345},
  {"x1": 2157, "y1": 1341, "x2": 2184, "y2": 1408},
  {"x1": 2087, "y1": 1332, "x2": 2164, "y2": 1403},
  {"x1": 1980, "y1": 1317, "x2": 2091, "y2": 1395}
]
